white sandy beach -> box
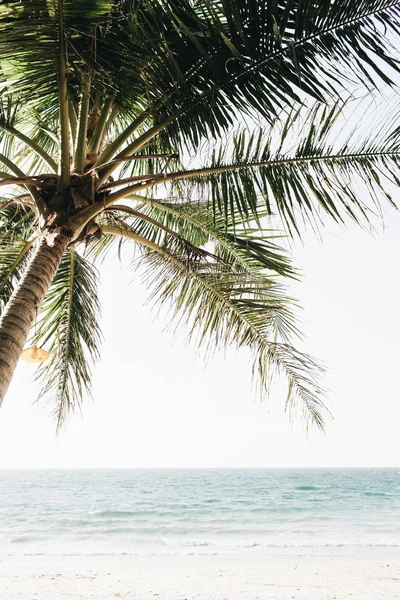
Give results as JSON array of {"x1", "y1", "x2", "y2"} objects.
[{"x1": 2, "y1": 554, "x2": 400, "y2": 600}]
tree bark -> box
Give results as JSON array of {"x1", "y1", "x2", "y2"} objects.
[{"x1": 0, "y1": 231, "x2": 71, "y2": 406}]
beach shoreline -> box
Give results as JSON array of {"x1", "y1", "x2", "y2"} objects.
[
  {"x1": 2, "y1": 469, "x2": 400, "y2": 598},
  {"x1": 2, "y1": 553, "x2": 400, "y2": 599}
]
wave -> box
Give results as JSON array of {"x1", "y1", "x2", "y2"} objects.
[
  {"x1": 3, "y1": 468, "x2": 400, "y2": 559},
  {"x1": 4, "y1": 542, "x2": 400, "y2": 559},
  {"x1": 10, "y1": 535, "x2": 47, "y2": 544}
]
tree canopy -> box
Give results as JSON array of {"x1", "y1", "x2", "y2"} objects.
[{"x1": 1, "y1": 0, "x2": 400, "y2": 430}]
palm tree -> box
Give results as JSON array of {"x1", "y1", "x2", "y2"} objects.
[{"x1": 1, "y1": 0, "x2": 400, "y2": 430}]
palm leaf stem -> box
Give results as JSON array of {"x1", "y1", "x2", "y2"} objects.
[
  {"x1": 94, "y1": 112, "x2": 150, "y2": 169},
  {"x1": 87, "y1": 97, "x2": 113, "y2": 154},
  {"x1": 0, "y1": 173, "x2": 22, "y2": 184},
  {"x1": 102, "y1": 147, "x2": 400, "y2": 208},
  {"x1": 0, "y1": 154, "x2": 30, "y2": 179},
  {"x1": 0, "y1": 154, "x2": 42, "y2": 209},
  {"x1": 103, "y1": 105, "x2": 119, "y2": 144},
  {"x1": 0, "y1": 180, "x2": 37, "y2": 195},
  {"x1": 101, "y1": 174, "x2": 163, "y2": 189},
  {"x1": 0, "y1": 177, "x2": 44, "y2": 188},
  {"x1": 74, "y1": 73, "x2": 91, "y2": 173},
  {"x1": 0, "y1": 238, "x2": 35, "y2": 296},
  {"x1": 107, "y1": 149, "x2": 400, "y2": 197},
  {"x1": 68, "y1": 98, "x2": 78, "y2": 149},
  {"x1": 126, "y1": 194, "x2": 274, "y2": 276},
  {"x1": 100, "y1": 224, "x2": 160, "y2": 252},
  {"x1": 1, "y1": 126, "x2": 58, "y2": 172},
  {"x1": 96, "y1": 111, "x2": 184, "y2": 186},
  {"x1": 106, "y1": 204, "x2": 204, "y2": 248},
  {"x1": 57, "y1": 0, "x2": 70, "y2": 191},
  {"x1": 73, "y1": 138, "x2": 400, "y2": 232},
  {"x1": 293, "y1": 0, "x2": 400, "y2": 55},
  {"x1": 54, "y1": 246, "x2": 76, "y2": 432},
  {"x1": 89, "y1": 153, "x2": 178, "y2": 175}
]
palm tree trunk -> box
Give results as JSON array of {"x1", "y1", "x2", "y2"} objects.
[{"x1": 0, "y1": 231, "x2": 71, "y2": 406}]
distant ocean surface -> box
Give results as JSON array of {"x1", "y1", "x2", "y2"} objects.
[{"x1": 1, "y1": 469, "x2": 400, "y2": 558}]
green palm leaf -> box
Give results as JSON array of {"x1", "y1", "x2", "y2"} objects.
[
  {"x1": 33, "y1": 248, "x2": 102, "y2": 431},
  {"x1": 140, "y1": 245, "x2": 328, "y2": 430},
  {"x1": 155, "y1": 101, "x2": 400, "y2": 234},
  {"x1": 89, "y1": 218, "x2": 325, "y2": 428},
  {"x1": 2, "y1": 0, "x2": 400, "y2": 158},
  {"x1": 0, "y1": 233, "x2": 34, "y2": 311},
  {"x1": 110, "y1": 199, "x2": 296, "y2": 278},
  {"x1": 0, "y1": 92, "x2": 58, "y2": 173},
  {"x1": 144, "y1": 0, "x2": 400, "y2": 149},
  {"x1": 0, "y1": 202, "x2": 36, "y2": 310}
]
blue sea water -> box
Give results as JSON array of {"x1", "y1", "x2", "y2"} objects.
[{"x1": 1, "y1": 469, "x2": 400, "y2": 558}]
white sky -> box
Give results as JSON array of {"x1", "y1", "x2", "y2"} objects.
[{"x1": 0, "y1": 206, "x2": 399, "y2": 468}]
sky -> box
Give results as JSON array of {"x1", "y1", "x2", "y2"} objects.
[{"x1": 0, "y1": 206, "x2": 399, "y2": 468}]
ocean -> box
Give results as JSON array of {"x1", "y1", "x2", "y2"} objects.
[{"x1": 1, "y1": 469, "x2": 399, "y2": 558}]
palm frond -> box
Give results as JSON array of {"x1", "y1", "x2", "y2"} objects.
[
  {"x1": 0, "y1": 92, "x2": 58, "y2": 172},
  {"x1": 2, "y1": 0, "x2": 400, "y2": 165},
  {"x1": 33, "y1": 248, "x2": 102, "y2": 431},
  {"x1": 92, "y1": 207, "x2": 301, "y2": 343},
  {"x1": 0, "y1": 201, "x2": 35, "y2": 300},
  {"x1": 90, "y1": 217, "x2": 326, "y2": 429},
  {"x1": 158, "y1": 101, "x2": 400, "y2": 234},
  {"x1": 0, "y1": 200, "x2": 35, "y2": 235},
  {"x1": 23, "y1": 123, "x2": 60, "y2": 175},
  {"x1": 0, "y1": 1, "x2": 115, "y2": 113},
  {"x1": 140, "y1": 245, "x2": 328, "y2": 430},
  {"x1": 0, "y1": 233, "x2": 35, "y2": 311},
  {"x1": 0, "y1": 197, "x2": 36, "y2": 310},
  {"x1": 106, "y1": 0, "x2": 400, "y2": 154},
  {"x1": 116, "y1": 198, "x2": 296, "y2": 278}
]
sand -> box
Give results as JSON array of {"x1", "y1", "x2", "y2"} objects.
[{"x1": 2, "y1": 554, "x2": 400, "y2": 599}]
